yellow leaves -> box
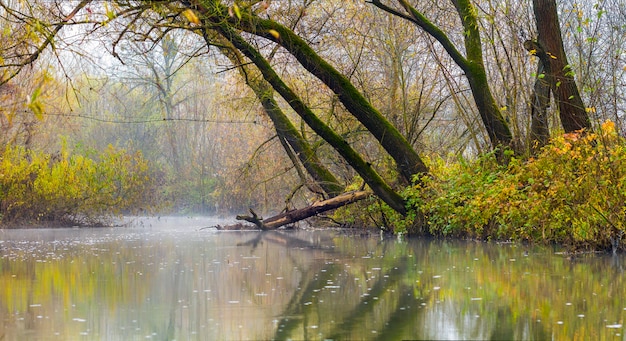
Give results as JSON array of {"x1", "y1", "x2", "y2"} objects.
[
  {"x1": 232, "y1": 3, "x2": 242, "y2": 20},
  {"x1": 104, "y1": 3, "x2": 117, "y2": 21},
  {"x1": 0, "y1": 142, "x2": 154, "y2": 225},
  {"x1": 27, "y1": 87, "x2": 44, "y2": 120},
  {"x1": 268, "y1": 29, "x2": 280, "y2": 40},
  {"x1": 228, "y1": 3, "x2": 242, "y2": 20},
  {"x1": 182, "y1": 9, "x2": 200, "y2": 25},
  {"x1": 601, "y1": 120, "x2": 617, "y2": 137},
  {"x1": 585, "y1": 107, "x2": 596, "y2": 113}
]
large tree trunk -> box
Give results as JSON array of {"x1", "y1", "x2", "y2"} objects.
[
  {"x1": 524, "y1": 40, "x2": 552, "y2": 152},
  {"x1": 211, "y1": 34, "x2": 344, "y2": 198},
  {"x1": 212, "y1": 24, "x2": 407, "y2": 215},
  {"x1": 533, "y1": 0, "x2": 591, "y2": 133},
  {"x1": 192, "y1": 1, "x2": 429, "y2": 184},
  {"x1": 234, "y1": 191, "x2": 372, "y2": 230}
]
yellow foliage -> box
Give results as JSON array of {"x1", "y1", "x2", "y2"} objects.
[
  {"x1": 0, "y1": 142, "x2": 156, "y2": 226},
  {"x1": 401, "y1": 121, "x2": 626, "y2": 252},
  {"x1": 182, "y1": 9, "x2": 200, "y2": 24},
  {"x1": 268, "y1": 29, "x2": 280, "y2": 39}
]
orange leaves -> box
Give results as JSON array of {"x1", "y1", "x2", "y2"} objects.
[{"x1": 601, "y1": 120, "x2": 617, "y2": 137}]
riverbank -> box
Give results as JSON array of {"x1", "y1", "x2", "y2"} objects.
[{"x1": 397, "y1": 121, "x2": 625, "y2": 253}]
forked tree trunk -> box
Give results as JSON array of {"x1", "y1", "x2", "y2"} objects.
[
  {"x1": 533, "y1": 0, "x2": 591, "y2": 132},
  {"x1": 213, "y1": 24, "x2": 408, "y2": 214},
  {"x1": 371, "y1": 0, "x2": 514, "y2": 153},
  {"x1": 524, "y1": 40, "x2": 552, "y2": 152}
]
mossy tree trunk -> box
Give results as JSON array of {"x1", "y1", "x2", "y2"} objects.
[
  {"x1": 192, "y1": 1, "x2": 428, "y2": 184},
  {"x1": 211, "y1": 23, "x2": 407, "y2": 215},
  {"x1": 210, "y1": 33, "x2": 344, "y2": 198},
  {"x1": 371, "y1": 0, "x2": 513, "y2": 152},
  {"x1": 532, "y1": 0, "x2": 591, "y2": 133}
]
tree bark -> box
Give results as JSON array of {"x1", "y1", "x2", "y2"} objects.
[
  {"x1": 524, "y1": 40, "x2": 551, "y2": 152},
  {"x1": 234, "y1": 190, "x2": 372, "y2": 230},
  {"x1": 532, "y1": 0, "x2": 591, "y2": 133}
]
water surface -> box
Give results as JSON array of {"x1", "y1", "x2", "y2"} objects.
[{"x1": 0, "y1": 217, "x2": 624, "y2": 340}]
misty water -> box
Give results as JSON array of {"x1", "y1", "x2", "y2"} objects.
[{"x1": 0, "y1": 217, "x2": 625, "y2": 340}]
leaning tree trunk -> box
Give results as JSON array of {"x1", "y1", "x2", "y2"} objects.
[
  {"x1": 210, "y1": 33, "x2": 345, "y2": 198},
  {"x1": 212, "y1": 24, "x2": 407, "y2": 215},
  {"x1": 192, "y1": 1, "x2": 429, "y2": 184},
  {"x1": 533, "y1": 0, "x2": 591, "y2": 133}
]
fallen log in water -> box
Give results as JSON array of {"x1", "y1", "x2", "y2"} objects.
[{"x1": 225, "y1": 190, "x2": 372, "y2": 230}]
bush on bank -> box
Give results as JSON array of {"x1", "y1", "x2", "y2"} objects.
[
  {"x1": 0, "y1": 143, "x2": 155, "y2": 227},
  {"x1": 400, "y1": 121, "x2": 625, "y2": 253}
]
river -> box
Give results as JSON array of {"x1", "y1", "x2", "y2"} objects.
[{"x1": 0, "y1": 216, "x2": 624, "y2": 340}]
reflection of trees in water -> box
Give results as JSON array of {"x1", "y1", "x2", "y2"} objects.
[
  {"x1": 237, "y1": 231, "x2": 429, "y2": 340},
  {"x1": 2, "y1": 230, "x2": 626, "y2": 339},
  {"x1": 239, "y1": 234, "x2": 625, "y2": 340}
]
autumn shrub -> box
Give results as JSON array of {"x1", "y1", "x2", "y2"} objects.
[
  {"x1": 0, "y1": 143, "x2": 156, "y2": 226},
  {"x1": 402, "y1": 121, "x2": 626, "y2": 252}
]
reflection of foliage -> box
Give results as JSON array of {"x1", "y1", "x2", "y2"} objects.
[
  {"x1": 267, "y1": 234, "x2": 626, "y2": 340},
  {"x1": 403, "y1": 121, "x2": 626, "y2": 252},
  {"x1": 0, "y1": 229, "x2": 624, "y2": 339},
  {"x1": 0, "y1": 142, "x2": 156, "y2": 225},
  {"x1": 0, "y1": 240, "x2": 154, "y2": 339}
]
